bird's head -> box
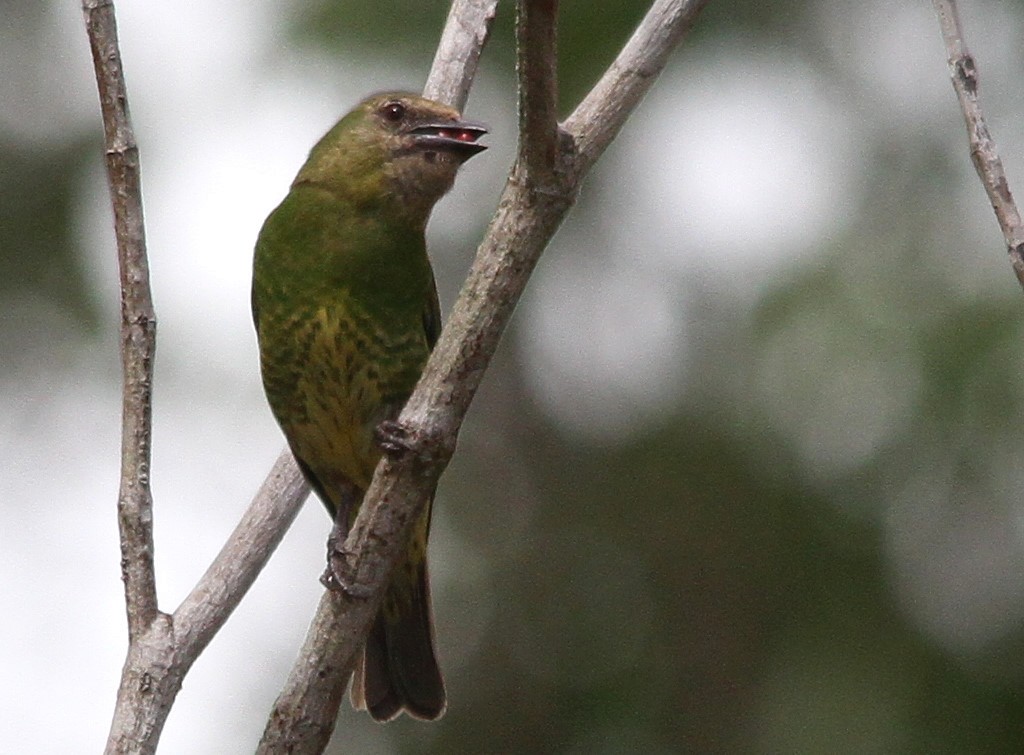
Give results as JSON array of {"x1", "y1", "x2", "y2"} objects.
[{"x1": 297, "y1": 92, "x2": 488, "y2": 225}]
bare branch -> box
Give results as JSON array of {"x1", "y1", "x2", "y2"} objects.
[
  {"x1": 260, "y1": 0, "x2": 708, "y2": 746},
  {"x1": 82, "y1": 2, "x2": 168, "y2": 751},
  {"x1": 932, "y1": 0, "x2": 1024, "y2": 289},
  {"x1": 564, "y1": 0, "x2": 710, "y2": 178},
  {"x1": 104, "y1": 455, "x2": 309, "y2": 753},
  {"x1": 82, "y1": 0, "x2": 159, "y2": 642},
  {"x1": 424, "y1": 0, "x2": 499, "y2": 111},
  {"x1": 105, "y1": 616, "x2": 178, "y2": 755},
  {"x1": 90, "y1": 0, "x2": 708, "y2": 744},
  {"x1": 173, "y1": 450, "x2": 309, "y2": 650},
  {"x1": 90, "y1": 0, "x2": 495, "y2": 751},
  {"x1": 257, "y1": 594, "x2": 356, "y2": 754}
]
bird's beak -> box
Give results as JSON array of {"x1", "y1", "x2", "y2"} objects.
[{"x1": 409, "y1": 120, "x2": 488, "y2": 159}]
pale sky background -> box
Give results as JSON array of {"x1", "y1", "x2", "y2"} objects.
[{"x1": 4, "y1": 1, "x2": 1024, "y2": 752}]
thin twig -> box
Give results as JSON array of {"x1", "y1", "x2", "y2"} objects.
[
  {"x1": 173, "y1": 449, "x2": 309, "y2": 650},
  {"x1": 425, "y1": 0, "x2": 500, "y2": 111},
  {"x1": 932, "y1": 0, "x2": 1024, "y2": 289},
  {"x1": 82, "y1": 0, "x2": 159, "y2": 644},
  {"x1": 259, "y1": 0, "x2": 709, "y2": 748},
  {"x1": 564, "y1": 0, "x2": 711, "y2": 179},
  {"x1": 82, "y1": 1, "x2": 164, "y2": 751}
]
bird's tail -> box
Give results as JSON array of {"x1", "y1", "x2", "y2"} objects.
[{"x1": 350, "y1": 520, "x2": 446, "y2": 721}]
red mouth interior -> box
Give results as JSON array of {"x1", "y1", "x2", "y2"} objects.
[{"x1": 437, "y1": 128, "x2": 481, "y2": 143}]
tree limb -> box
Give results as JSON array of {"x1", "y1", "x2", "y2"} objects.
[
  {"x1": 258, "y1": 0, "x2": 708, "y2": 750},
  {"x1": 563, "y1": 0, "x2": 711, "y2": 178},
  {"x1": 83, "y1": 0, "x2": 159, "y2": 643},
  {"x1": 932, "y1": 0, "x2": 1024, "y2": 289},
  {"x1": 173, "y1": 449, "x2": 309, "y2": 651},
  {"x1": 424, "y1": 0, "x2": 500, "y2": 111},
  {"x1": 86, "y1": 1, "x2": 314, "y2": 750}
]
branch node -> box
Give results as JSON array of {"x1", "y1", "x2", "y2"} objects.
[{"x1": 954, "y1": 53, "x2": 978, "y2": 94}]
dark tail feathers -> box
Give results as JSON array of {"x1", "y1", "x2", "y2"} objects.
[{"x1": 350, "y1": 559, "x2": 446, "y2": 721}]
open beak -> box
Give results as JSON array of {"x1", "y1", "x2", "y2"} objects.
[{"x1": 409, "y1": 120, "x2": 488, "y2": 158}]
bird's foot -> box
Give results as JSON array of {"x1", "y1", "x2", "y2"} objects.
[
  {"x1": 319, "y1": 565, "x2": 342, "y2": 591},
  {"x1": 375, "y1": 419, "x2": 415, "y2": 459},
  {"x1": 375, "y1": 419, "x2": 455, "y2": 466},
  {"x1": 321, "y1": 546, "x2": 373, "y2": 599},
  {"x1": 320, "y1": 565, "x2": 373, "y2": 599},
  {"x1": 322, "y1": 527, "x2": 373, "y2": 599}
]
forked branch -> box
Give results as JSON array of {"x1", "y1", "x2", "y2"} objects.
[{"x1": 89, "y1": 0, "x2": 708, "y2": 752}]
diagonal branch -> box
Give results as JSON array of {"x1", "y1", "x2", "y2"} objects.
[
  {"x1": 932, "y1": 0, "x2": 1024, "y2": 289},
  {"x1": 564, "y1": 0, "x2": 711, "y2": 178},
  {"x1": 259, "y1": 0, "x2": 709, "y2": 749},
  {"x1": 83, "y1": 0, "x2": 158, "y2": 644},
  {"x1": 425, "y1": 0, "x2": 500, "y2": 111},
  {"x1": 172, "y1": 449, "x2": 309, "y2": 650}
]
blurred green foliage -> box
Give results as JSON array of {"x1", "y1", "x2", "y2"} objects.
[
  {"x1": 0, "y1": 135, "x2": 97, "y2": 332},
  {"x1": 7, "y1": 0, "x2": 1024, "y2": 752}
]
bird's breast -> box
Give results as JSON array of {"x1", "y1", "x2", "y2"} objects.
[{"x1": 260, "y1": 296, "x2": 428, "y2": 491}]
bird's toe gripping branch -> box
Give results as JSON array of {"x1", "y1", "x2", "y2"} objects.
[
  {"x1": 374, "y1": 418, "x2": 458, "y2": 470},
  {"x1": 322, "y1": 513, "x2": 373, "y2": 599},
  {"x1": 374, "y1": 420, "x2": 415, "y2": 458}
]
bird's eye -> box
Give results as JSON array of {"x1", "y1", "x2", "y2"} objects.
[{"x1": 381, "y1": 102, "x2": 406, "y2": 122}]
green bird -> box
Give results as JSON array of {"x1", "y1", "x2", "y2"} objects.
[{"x1": 251, "y1": 92, "x2": 487, "y2": 721}]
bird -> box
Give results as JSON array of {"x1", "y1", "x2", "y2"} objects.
[{"x1": 251, "y1": 91, "x2": 487, "y2": 721}]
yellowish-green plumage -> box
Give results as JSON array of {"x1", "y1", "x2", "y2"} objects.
[{"x1": 252, "y1": 92, "x2": 486, "y2": 721}]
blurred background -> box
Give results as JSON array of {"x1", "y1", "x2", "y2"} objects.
[{"x1": 4, "y1": 0, "x2": 1024, "y2": 752}]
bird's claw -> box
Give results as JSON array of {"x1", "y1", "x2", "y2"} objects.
[
  {"x1": 320, "y1": 568, "x2": 374, "y2": 599},
  {"x1": 375, "y1": 420, "x2": 414, "y2": 458},
  {"x1": 322, "y1": 544, "x2": 373, "y2": 599},
  {"x1": 320, "y1": 565, "x2": 341, "y2": 591}
]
